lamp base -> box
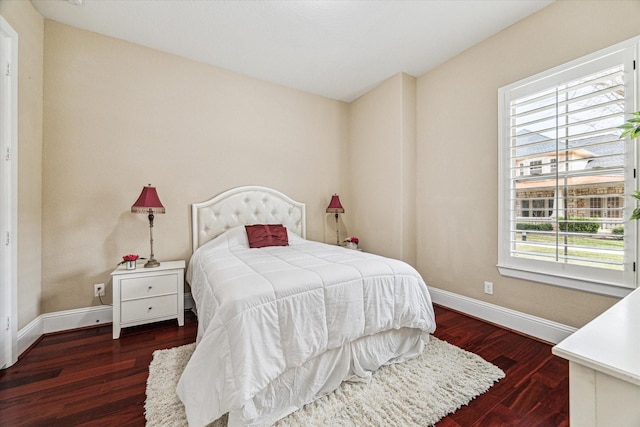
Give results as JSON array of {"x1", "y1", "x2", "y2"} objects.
[{"x1": 144, "y1": 258, "x2": 160, "y2": 268}]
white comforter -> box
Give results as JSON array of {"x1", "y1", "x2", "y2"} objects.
[{"x1": 177, "y1": 226, "x2": 436, "y2": 426}]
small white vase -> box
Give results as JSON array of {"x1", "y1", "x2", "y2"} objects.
[
  {"x1": 126, "y1": 260, "x2": 136, "y2": 270},
  {"x1": 346, "y1": 242, "x2": 357, "y2": 250}
]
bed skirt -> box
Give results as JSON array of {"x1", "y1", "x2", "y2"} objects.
[{"x1": 224, "y1": 328, "x2": 430, "y2": 427}]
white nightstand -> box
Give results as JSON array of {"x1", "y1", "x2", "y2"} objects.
[{"x1": 111, "y1": 260, "x2": 185, "y2": 339}]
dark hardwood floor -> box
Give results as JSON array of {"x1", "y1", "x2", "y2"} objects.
[
  {"x1": 0, "y1": 305, "x2": 568, "y2": 426},
  {"x1": 432, "y1": 306, "x2": 568, "y2": 427}
]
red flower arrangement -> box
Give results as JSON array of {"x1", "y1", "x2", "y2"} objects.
[
  {"x1": 118, "y1": 254, "x2": 146, "y2": 265},
  {"x1": 344, "y1": 236, "x2": 359, "y2": 244}
]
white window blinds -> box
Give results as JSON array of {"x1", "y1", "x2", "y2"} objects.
[{"x1": 498, "y1": 38, "x2": 638, "y2": 296}]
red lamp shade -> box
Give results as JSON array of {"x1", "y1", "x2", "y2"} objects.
[
  {"x1": 326, "y1": 194, "x2": 344, "y2": 214},
  {"x1": 131, "y1": 185, "x2": 165, "y2": 214}
]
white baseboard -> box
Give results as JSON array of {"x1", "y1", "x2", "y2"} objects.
[
  {"x1": 16, "y1": 315, "x2": 43, "y2": 357},
  {"x1": 428, "y1": 286, "x2": 576, "y2": 344},
  {"x1": 17, "y1": 289, "x2": 570, "y2": 358},
  {"x1": 18, "y1": 305, "x2": 113, "y2": 355},
  {"x1": 17, "y1": 293, "x2": 195, "y2": 357}
]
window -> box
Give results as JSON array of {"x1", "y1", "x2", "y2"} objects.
[
  {"x1": 607, "y1": 196, "x2": 623, "y2": 218},
  {"x1": 530, "y1": 160, "x2": 542, "y2": 175},
  {"x1": 519, "y1": 197, "x2": 554, "y2": 218},
  {"x1": 498, "y1": 37, "x2": 638, "y2": 297},
  {"x1": 590, "y1": 197, "x2": 603, "y2": 218}
]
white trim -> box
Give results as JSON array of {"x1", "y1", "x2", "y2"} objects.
[
  {"x1": 14, "y1": 288, "x2": 571, "y2": 358},
  {"x1": 16, "y1": 315, "x2": 42, "y2": 357},
  {"x1": 17, "y1": 306, "x2": 112, "y2": 355},
  {"x1": 0, "y1": 15, "x2": 18, "y2": 370},
  {"x1": 16, "y1": 292, "x2": 195, "y2": 357},
  {"x1": 497, "y1": 265, "x2": 633, "y2": 299},
  {"x1": 41, "y1": 305, "x2": 113, "y2": 334},
  {"x1": 428, "y1": 286, "x2": 577, "y2": 344},
  {"x1": 497, "y1": 35, "x2": 640, "y2": 296}
]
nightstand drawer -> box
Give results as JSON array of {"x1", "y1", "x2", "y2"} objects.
[
  {"x1": 120, "y1": 274, "x2": 177, "y2": 300},
  {"x1": 120, "y1": 294, "x2": 178, "y2": 323}
]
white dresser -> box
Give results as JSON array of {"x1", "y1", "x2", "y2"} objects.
[
  {"x1": 111, "y1": 260, "x2": 185, "y2": 339},
  {"x1": 552, "y1": 287, "x2": 640, "y2": 426}
]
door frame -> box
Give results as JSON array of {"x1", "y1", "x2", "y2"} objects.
[{"x1": 0, "y1": 15, "x2": 19, "y2": 369}]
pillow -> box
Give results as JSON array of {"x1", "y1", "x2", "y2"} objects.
[{"x1": 245, "y1": 224, "x2": 289, "y2": 248}]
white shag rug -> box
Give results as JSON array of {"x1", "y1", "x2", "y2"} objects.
[{"x1": 145, "y1": 337, "x2": 504, "y2": 427}]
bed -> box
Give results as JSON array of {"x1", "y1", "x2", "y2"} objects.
[{"x1": 177, "y1": 186, "x2": 436, "y2": 427}]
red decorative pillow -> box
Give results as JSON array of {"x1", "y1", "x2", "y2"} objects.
[{"x1": 245, "y1": 224, "x2": 289, "y2": 248}]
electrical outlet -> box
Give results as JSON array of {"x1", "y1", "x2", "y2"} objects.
[
  {"x1": 94, "y1": 283, "x2": 105, "y2": 297},
  {"x1": 484, "y1": 281, "x2": 493, "y2": 295}
]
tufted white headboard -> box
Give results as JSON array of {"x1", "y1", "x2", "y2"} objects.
[{"x1": 192, "y1": 186, "x2": 306, "y2": 252}]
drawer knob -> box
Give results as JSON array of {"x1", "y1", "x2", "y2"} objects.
[
  {"x1": 148, "y1": 286, "x2": 153, "y2": 290},
  {"x1": 148, "y1": 306, "x2": 153, "y2": 311}
]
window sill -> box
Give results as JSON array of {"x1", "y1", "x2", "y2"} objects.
[{"x1": 497, "y1": 265, "x2": 634, "y2": 298}]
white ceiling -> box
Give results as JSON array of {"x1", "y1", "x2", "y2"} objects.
[{"x1": 31, "y1": 0, "x2": 554, "y2": 102}]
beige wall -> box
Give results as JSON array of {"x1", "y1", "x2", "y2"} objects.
[
  {"x1": 416, "y1": 0, "x2": 640, "y2": 328},
  {"x1": 7, "y1": 0, "x2": 640, "y2": 330},
  {"x1": 348, "y1": 73, "x2": 416, "y2": 263},
  {"x1": 42, "y1": 21, "x2": 348, "y2": 313},
  {"x1": 401, "y1": 74, "x2": 417, "y2": 266},
  {"x1": 0, "y1": 1, "x2": 44, "y2": 329}
]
